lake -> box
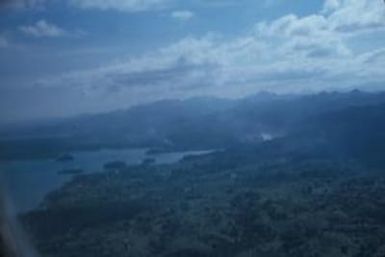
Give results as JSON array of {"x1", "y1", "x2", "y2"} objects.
[{"x1": 0, "y1": 148, "x2": 212, "y2": 214}]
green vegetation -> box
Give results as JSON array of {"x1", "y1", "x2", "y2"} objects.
[
  {"x1": 21, "y1": 149, "x2": 385, "y2": 257},
  {"x1": 57, "y1": 169, "x2": 84, "y2": 175},
  {"x1": 9, "y1": 91, "x2": 385, "y2": 256},
  {"x1": 2, "y1": 91, "x2": 385, "y2": 161}
]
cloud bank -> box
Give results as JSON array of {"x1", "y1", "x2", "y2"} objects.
[
  {"x1": 36, "y1": 0, "x2": 385, "y2": 100},
  {"x1": 19, "y1": 20, "x2": 68, "y2": 37},
  {"x1": 0, "y1": 0, "x2": 171, "y2": 11},
  {"x1": 2, "y1": 0, "x2": 385, "y2": 122},
  {"x1": 69, "y1": 0, "x2": 171, "y2": 12}
]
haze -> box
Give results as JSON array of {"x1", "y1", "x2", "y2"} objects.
[{"x1": 1, "y1": 0, "x2": 385, "y2": 123}]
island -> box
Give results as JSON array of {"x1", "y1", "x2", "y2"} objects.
[
  {"x1": 16, "y1": 93, "x2": 385, "y2": 257},
  {"x1": 21, "y1": 145, "x2": 385, "y2": 257}
]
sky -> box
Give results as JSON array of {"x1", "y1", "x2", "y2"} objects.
[{"x1": 0, "y1": 0, "x2": 385, "y2": 123}]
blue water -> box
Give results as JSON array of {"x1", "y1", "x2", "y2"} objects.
[{"x1": 0, "y1": 148, "x2": 211, "y2": 213}]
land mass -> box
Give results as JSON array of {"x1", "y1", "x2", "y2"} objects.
[
  {"x1": 2, "y1": 90, "x2": 385, "y2": 160},
  {"x1": 21, "y1": 98, "x2": 385, "y2": 257}
]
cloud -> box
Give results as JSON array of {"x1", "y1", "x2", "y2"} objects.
[
  {"x1": 36, "y1": 36, "x2": 219, "y2": 92},
  {"x1": 323, "y1": 0, "x2": 341, "y2": 12},
  {"x1": 0, "y1": 36, "x2": 8, "y2": 48},
  {"x1": 171, "y1": 10, "x2": 195, "y2": 21},
  {"x1": 0, "y1": 0, "x2": 46, "y2": 9},
  {"x1": 19, "y1": 20, "x2": 73, "y2": 38},
  {"x1": 1, "y1": 0, "x2": 172, "y2": 11},
  {"x1": 324, "y1": 0, "x2": 385, "y2": 32},
  {"x1": 68, "y1": 0, "x2": 170, "y2": 12},
  {"x1": 33, "y1": 0, "x2": 385, "y2": 103}
]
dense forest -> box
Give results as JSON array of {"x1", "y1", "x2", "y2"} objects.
[
  {"x1": 1, "y1": 90, "x2": 385, "y2": 161},
  {"x1": 11, "y1": 90, "x2": 385, "y2": 257}
]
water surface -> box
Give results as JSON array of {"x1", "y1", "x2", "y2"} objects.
[{"x1": 0, "y1": 148, "x2": 211, "y2": 213}]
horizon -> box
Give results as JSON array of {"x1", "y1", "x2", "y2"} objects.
[
  {"x1": 0, "y1": 88, "x2": 382, "y2": 127},
  {"x1": 1, "y1": 0, "x2": 385, "y2": 122},
  {"x1": 3, "y1": 2, "x2": 385, "y2": 257}
]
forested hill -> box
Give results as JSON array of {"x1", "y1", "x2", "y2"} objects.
[
  {"x1": 1, "y1": 90, "x2": 385, "y2": 160},
  {"x1": 20, "y1": 92, "x2": 385, "y2": 257}
]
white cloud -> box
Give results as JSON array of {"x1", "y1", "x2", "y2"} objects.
[
  {"x1": 171, "y1": 10, "x2": 195, "y2": 21},
  {"x1": 323, "y1": 0, "x2": 342, "y2": 12},
  {"x1": 2, "y1": 0, "x2": 171, "y2": 11},
  {"x1": 19, "y1": 20, "x2": 71, "y2": 38},
  {"x1": 34, "y1": 0, "x2": 385, "y2": 103},
  {"x1": 324, "y1": 0, "x2": 385, "y2": 32},
  {"x1": 69, "y1": 0, "x2": 170, "y2": 12}
]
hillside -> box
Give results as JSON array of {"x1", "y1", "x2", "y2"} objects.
[{"x1": 1, "y1": 90, "x2": 385, "y2": 160}]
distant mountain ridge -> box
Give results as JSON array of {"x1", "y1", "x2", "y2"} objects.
[{"x1": 1, "y1": 90, "x2": 385, "y2": 160}]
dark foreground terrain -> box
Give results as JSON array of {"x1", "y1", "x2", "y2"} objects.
[
  {"x1": 9, "y1": 91, "x2": 385, "y2": 257},
  {"x1": 22, "y1": 149, "x2": 385, "y2": 257}
]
